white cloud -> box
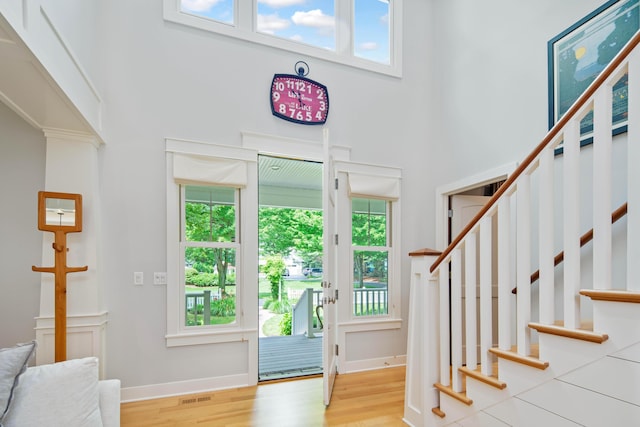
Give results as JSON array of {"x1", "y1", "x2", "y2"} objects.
[
  {"x1": 258, "y1": 0, "x2": 306, "y2": 7},
  {"x1": 257, "y1": 13, "x2": 291, "y2": 34},
  {"x1": 181, "y1": 0, "x2": 223, "y2": 12},
  {"x1": 359, "y1": 42, "x2": 378, "y2": 51},
  {"x1": 290, "y1": 34, "x2": 304, "y2": 42},
  {"x1": 380, "y1": 13, "x2": 389, "y2": 25},
  {"x1": 291, "y1": 9, "x2": 335, "y2": 29}
]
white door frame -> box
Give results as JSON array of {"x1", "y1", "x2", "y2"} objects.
[
  {"x1": 435, "y1": 162, "x2": 517, "y2": 251},
  {"x1": 242, "y1": 130, "x2": 350, "y2": 390}
]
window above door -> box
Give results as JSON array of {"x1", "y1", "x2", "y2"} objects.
[{"x1": 163, "y1": 0, "x2": 403, "y2": 76}]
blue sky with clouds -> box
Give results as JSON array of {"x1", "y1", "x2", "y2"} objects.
[{"x1": 180, "y1": 0, "x2": 389, "y2": 64}]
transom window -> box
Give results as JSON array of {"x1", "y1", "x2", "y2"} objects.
[{"x1": 165, "y1": 0, "x2": 401, "y2": 76}]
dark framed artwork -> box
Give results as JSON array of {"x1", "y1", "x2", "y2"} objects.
[{"x1": 548, "y1": 0, "x2": 640, "y2": 139}]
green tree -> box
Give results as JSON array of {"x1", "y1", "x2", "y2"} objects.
[
  {"x1": 185, "y1": 201, "x2": 236, "y2": 295},
  {"x1": 259, "y1": 207, "x2": 323, "y2": 267},
  {"x1": 264, "y1": 255, "x2": 286, "y2": 301},
  {"x1": 352, "y1": 200, "x2": 387, "y2": 288}
]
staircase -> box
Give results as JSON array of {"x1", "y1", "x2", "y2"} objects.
[{"x1": 403, "y1": 30, "x2": 640, "y2": 427}]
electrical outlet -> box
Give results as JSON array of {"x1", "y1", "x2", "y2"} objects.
[
  {"x1": 154, "y1": 272, "x2": 167, "y2": 285},
  {"x1": 133, "y1": 272, "x2": 143, "y2": 285}
]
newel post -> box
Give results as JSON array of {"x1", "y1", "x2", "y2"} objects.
[{"x1": 404, "y1": 248, "x2": 442, "y2": 427}]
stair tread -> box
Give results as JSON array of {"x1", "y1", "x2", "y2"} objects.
[
  {"x1": 458, "y1": 365, "x2": 507, "y2": 390},
  {"x1": 580, "y1": 289, "x2": 640, "y2": 303},
  {"x1": 431, "y1": 407, "x2": 446, "y2": 418},
  {"x1": 434, "y1": 382, "x2": 473, "y2": 405},
  {"x1": 528, "y1": 321, "x2": 608, "y2": 343},
  {"x1": 489, "y1": 346, "x2": 549, "y2": 370}
]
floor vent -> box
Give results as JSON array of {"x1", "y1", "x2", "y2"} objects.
[{"x1": 180, "y1": 395, "x2": 212, "y2": 405}]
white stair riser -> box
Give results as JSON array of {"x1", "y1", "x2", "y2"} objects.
[
  {"x1": 593, "y1": 301, "x2": 640, "y2": 349},
  {"x1": 538, "y1": 334, "x2": 611, "y2": 376},
  {"x1": 494, "y1": 358, "x2": 554, "y2": 396}
]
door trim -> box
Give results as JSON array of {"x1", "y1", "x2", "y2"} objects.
[{"x1": 435, "y1": 162, "x2": 516, "y2": 251}]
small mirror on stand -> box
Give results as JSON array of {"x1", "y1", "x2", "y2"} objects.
[
  {"x1": 33, "y1": 191, "x2": 86, "y2": 362},
  {"x1": 38, "y1": 192, "x2": 82, "y2": 233}
]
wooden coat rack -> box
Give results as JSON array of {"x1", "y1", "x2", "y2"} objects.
[{"x1": 32, "y1": 191, "x2": 87, "y2": 362}]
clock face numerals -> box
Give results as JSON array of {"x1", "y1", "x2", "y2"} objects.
[{"x1": 270, "y1": 74, "x2": 329, "y2": 125}]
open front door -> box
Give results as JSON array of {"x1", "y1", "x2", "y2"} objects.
[{"x1": 322, "y1": 129, "x2": 338, "y2": 406}]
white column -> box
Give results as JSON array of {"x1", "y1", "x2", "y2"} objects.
[
  {"x1": 35, "y1": 129, "x2": 107, "y2": 375},
  {"x1": 404, "y1": 252, "x2": 441, "y2": 427}
]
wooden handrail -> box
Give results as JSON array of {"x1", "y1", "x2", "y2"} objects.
[
  {"x1": 430, "y1": 30, "x2": 640, "y2": 274},
  {"x1": 512, "y1": 203, "x2": 627, "y2": 294}
]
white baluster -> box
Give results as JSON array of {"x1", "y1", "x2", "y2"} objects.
[
  {"x1": 593, "y1": 80, "x2": 613, "y2": 290},
  {"x1": 517, "y1": 174, "x2": 531, "y2": 355},
  {"x1": 479, "y1": 215, "x2": 493, "y2": 376},
  {"x1": 451, "y1": 248, "x2": 463, "y2": 392},
  {"x1": 539, "y1": 146, "x2": 555, "y2": 324},
  {"x1": 439, "y1": 261, "x2": 450, "y2": 387},
  {"x1": 563, "y1": 118, "x2": 581, "y2": 329},
  {"x1": 498, "y1": 196, "x2": 512, "y2": 351},
  {"x1": 465, "y1": 232, "x2": 478, "y2": 371},
  {"x1": 628, "y1": 50, "x2": 640, "y2": 291}
]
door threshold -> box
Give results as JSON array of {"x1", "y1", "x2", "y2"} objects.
[{"x1": 259, "y1": 371, "x2": 323, "y2": 384}]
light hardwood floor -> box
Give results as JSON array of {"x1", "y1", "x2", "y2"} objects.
[{"x1": 121, "y1": 366, "x2": 407, "y2": 427}]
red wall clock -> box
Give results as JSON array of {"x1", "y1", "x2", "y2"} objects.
[{"x1": 270, "y1": 63, "x2": 329, "y2": 125}]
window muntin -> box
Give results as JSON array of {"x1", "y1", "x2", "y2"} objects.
[
  {"x1": 257, "y1": 0, "x2": 336, "y2": 51},
  {"x1": 351, "y1": 197, "x2": 389, "y2": 317},
  {"x1": 180, "y1": 0, "x2": 234, "y2": 25},
  {"x1": 165, "y1": 0, "x2": 401, "y2": 76},
  {"x1": 182, "y1": 185, "x2": 239, "y2": 327},
  {"x1": 354, "y1": 0, "x2": 390, "y2": 64}
]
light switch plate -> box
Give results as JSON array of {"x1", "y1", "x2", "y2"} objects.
[
  {"x1": 154, "y1": 272, "x2": 167, "y2": 285},
  {"x1": 134, "y1": 272, "x2": 143, "y2": 285}
]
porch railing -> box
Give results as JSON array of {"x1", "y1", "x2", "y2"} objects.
[
  {"x1": 186, "y1": 290, "x2": 221, "y2": 325},
  {"x1": 353, "y1": 287, "x2": 388, "y2": 316},
  {"x1": 292, "y1": 288, "x2": 323, "y2": 337}
]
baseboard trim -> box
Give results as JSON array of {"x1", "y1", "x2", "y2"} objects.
[
  {"x1": 120, "y1": 373, "x2": 250, "y2": 402},
  {"x1": 340, "y1": 355, "x2": 406, "y2": 373}
]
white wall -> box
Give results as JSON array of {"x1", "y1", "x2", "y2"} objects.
[
  {"x1": 0, "y1": 102, "x2": 45, "y2": 350},
  {"x1": 429, "y1": 0, "x2": 605, "y2": 188},
  {"x1": 95, "y1": 0, "x2": 434, "y2": 389}
]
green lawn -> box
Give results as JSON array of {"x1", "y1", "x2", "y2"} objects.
[{"x1": 262, "y1": 314, "x2": 284, "y2": 336}]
